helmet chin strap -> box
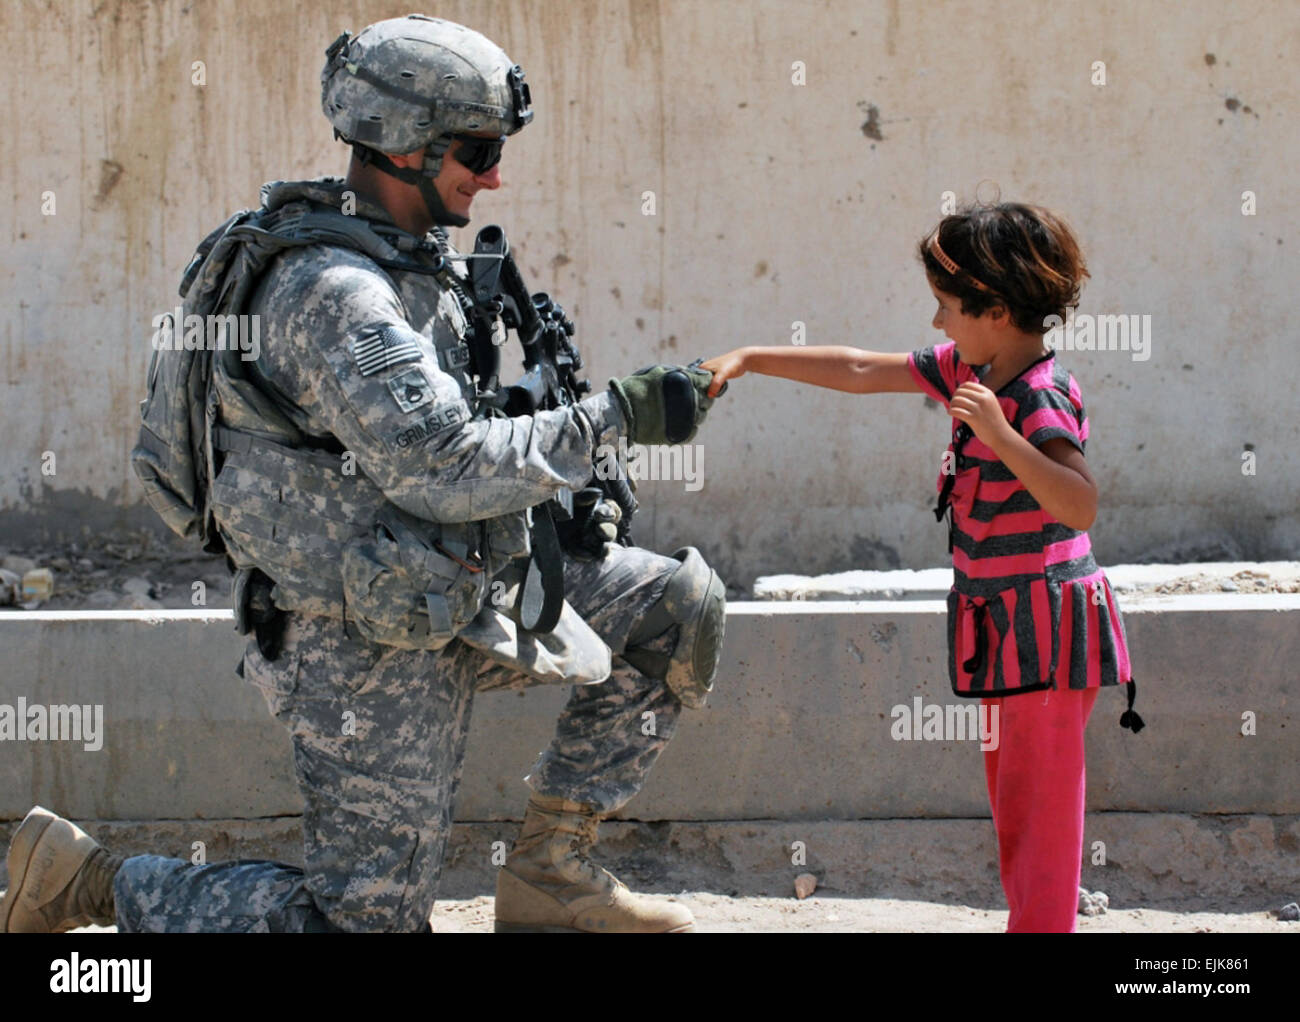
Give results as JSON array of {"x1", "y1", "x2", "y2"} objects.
[
  {"x1": 415, "y1": 158, "x2": 469, "y2": 230},
  {"x1": 353, "y1": 141, "x2": 469, "y2": 229}
]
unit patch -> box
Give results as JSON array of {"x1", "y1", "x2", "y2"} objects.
[{"x1": 387, "y1": 367, "x2": 436, "y2": 413}]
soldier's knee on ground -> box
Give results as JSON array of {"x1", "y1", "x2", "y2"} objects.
[
  {"x1": 114, "y1": 855, "x2": 336, "y2": 933},
  {"x1": 620, "y1": 547, "x2": 725, "y2": 708}
]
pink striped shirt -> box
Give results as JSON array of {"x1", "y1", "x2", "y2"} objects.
[{"x1": 907, "y1": 342, "x2": 1132, "y2": 697}]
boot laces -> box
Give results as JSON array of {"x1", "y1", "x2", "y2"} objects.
[
  {"x1": 79, "y1": 850, "x2": 124, "y2": 921},
  {"x1": 568, "y1": 817, "x2": 622, "y2": 892}
]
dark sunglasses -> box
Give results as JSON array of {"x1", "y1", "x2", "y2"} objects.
[{"x1": 450, "y1": 134, "x2": 506, "y2": 175}]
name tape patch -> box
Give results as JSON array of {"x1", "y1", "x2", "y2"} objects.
[
  {"x1": 387, "y1": 401, "x2": 469, "y2": 452},
  {"x1": 438, "y1": 343, "x2": 472, "y2": 372}
]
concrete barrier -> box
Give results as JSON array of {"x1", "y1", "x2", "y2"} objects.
[{"x1": 2, "y1": 596, "x2": 1296, "y2": 822}]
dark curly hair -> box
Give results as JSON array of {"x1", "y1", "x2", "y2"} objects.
[{"x1": 918, "y1": 202, "x2": 1089, "y2": 334}]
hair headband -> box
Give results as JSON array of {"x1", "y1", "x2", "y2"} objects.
[{"x1": 927, "y1": 230, "x2": 998, "y2": 295}]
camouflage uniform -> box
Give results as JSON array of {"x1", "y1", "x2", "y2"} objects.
[{"x1": 113, "y1": 180, "x2": 693, "y2": 933}]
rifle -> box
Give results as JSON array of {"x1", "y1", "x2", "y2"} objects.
[
  {"x1": 467, "y1": 224, "x2": 639, "y2": 543},
  {"x1": 466, "y1": 224, "x2": 638, "y2": 633}
]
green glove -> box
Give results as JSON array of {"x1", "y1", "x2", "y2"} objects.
[{"x1": 608, "y1": 364, "x2": 716, "y2": 445}]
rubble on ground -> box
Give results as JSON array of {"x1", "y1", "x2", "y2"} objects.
[
  {"x1": 1078, "y1": 887, "x2": 1109, "y2": 916},
  {"x1": 754, "y1": 562, "x2": 1300, "y2": 601},
  {"x1": 0, "y1": 530, "x2": 232, "y2": 611}
]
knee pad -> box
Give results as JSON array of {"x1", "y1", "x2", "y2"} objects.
[{"x1": 622, "y1": 547, "x2": 726, "y2": 708}]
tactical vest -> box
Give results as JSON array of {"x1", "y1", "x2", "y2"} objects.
[
  {"x1": 206, "y1": 181, "x2": 526, "y2": 646},
  {"x1": 137, "y1": 179, "x2": 607, "y2": 680}
]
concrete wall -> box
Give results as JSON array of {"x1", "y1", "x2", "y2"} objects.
[
  {"x1": 2, "y1": 597, "x2": 1296, "y2": 822},
  {"x1": 2, "y1": 0, "x2": 1298, "y2": 585}
]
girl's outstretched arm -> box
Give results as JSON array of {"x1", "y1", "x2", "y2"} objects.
[{"x1": 699, "y1": 346, "x2": 922, "y2": 398}]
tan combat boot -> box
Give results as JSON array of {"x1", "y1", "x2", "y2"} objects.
[
  {"x1": 0, "y1": 805, "x2": 124, "y2": 932},
  {"x1": 494, "y1": 795, "x2": 694, "y2": 933}
]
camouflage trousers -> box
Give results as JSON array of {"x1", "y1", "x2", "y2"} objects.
[{"x1": 114, "y1": 544, "x2": 688, "y2": 932}]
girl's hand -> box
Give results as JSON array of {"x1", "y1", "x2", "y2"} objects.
[
  {"x1": 948, "y1": 382, "x2": 1014, "y2": 449},
  {"x1": 698, "y1": 349, "x2": 748, "y2": 398}
]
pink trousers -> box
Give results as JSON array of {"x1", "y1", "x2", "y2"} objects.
[{"x1": 981, "y1": 687, "x2": 1098, "y2": 933}]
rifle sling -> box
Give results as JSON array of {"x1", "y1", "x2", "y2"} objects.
[{"x1": 517, "y1": 501, "x2": 566, "y2": 634}]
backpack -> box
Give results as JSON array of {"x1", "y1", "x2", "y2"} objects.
[
  {"x1": 131, "y1": 209, "x2": 257, "y2": 555},
  {"x1": 130, "y1": 183, "x2": 441, "y2": 556}
]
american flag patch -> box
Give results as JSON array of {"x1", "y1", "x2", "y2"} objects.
[{"x1": 351, "y1": 325, "x2": 424, "y2": 377}]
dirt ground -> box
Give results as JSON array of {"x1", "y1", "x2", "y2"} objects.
[
  {"x1": 428, "y1": 895, "x2": 1297, "y2": 933},
  {"x1": 60, "y1": 896, "x2": 1297, "y2": 933},
  {"x1": 433, "y1": 897, "x2": 1293, "y2": 932}
]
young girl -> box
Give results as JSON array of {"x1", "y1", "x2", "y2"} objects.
[{"x1": 701, "y1": 201, "x2": 1141, "y2": 934}]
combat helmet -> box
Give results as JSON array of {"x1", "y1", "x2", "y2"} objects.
[{"x1": 321, "y1": 13, "x2": 532, "y2": 226}]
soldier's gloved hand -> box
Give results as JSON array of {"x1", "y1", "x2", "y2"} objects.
[
  {"x1": 588, "y1": 498, "x2": 621, "y2": 544},
  {"x1": 558, "y1": 487, "x2": 622, "y2": 560},
  {"x1": 608, "y1": 364, "x2": 716, "y2": 445}
]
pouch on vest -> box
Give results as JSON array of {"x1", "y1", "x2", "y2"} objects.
[
  {"x1": 454, "y1": 559, "x2": 611, "y2": 687},
  {"x1": 341, "y1": 505, "x2": 487, "y2": 650}
]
